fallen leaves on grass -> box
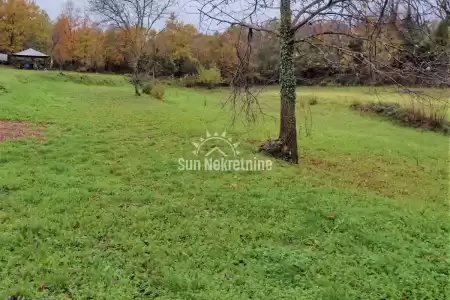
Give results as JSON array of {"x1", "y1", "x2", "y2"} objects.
[
  {"x1": 301, "y1": 152, "x2": 442, "y2": 202},
  {"x1": 326, "y1": 213, "x2": 336, "y2": 219},
  {"x1": 229, "y1": 183, "x2": 239, "y2": 189}
]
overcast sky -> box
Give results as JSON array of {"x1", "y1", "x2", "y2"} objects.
[
  {"x1": 35, "y1": 0, "x2": 81, "y2": 19},
  {"x1": 35, "y1": 0, "x2": 205, "y2": 29}
]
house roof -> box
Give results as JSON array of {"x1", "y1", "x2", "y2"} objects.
[{"x1": 13, "y1": 48, "x2": 49, "y2": 58}]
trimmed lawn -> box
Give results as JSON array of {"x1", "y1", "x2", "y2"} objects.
[{"x1": 0, "y1": 70, "x2": 448, "y2": 299}]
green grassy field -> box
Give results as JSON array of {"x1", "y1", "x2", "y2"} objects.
[{"x1": 0, "y1": 69, "x2": 448, "y2": 299}]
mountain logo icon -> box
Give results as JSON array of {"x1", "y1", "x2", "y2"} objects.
[{"x1": 192, "y1": 131, "x2": 240, "y2": 157}]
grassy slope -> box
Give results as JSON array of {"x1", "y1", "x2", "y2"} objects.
[{"x1": 0, "y1": 70, "x2": 448, "y2": 299}]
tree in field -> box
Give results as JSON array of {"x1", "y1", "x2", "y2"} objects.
[
  {"x1": 0, "y1": 0, "x2": 49, "y2": 52},
  {"x1": 52, "y1": 15, "x2": 75, "y2": 68},
  {"x1": 88, "y1": 0, "x2": 175, "y2": 96},
  {"x1": 158, "y1": 18, "x2": 198, "y2": 76},
  {"x1": 51, "y1": 1, "x2": 81, "y2": 69},
  {"x1": 198, "y1": 0, "x2": 449, "y2": 163},
  {"x1": 23, "y1": 10, "x2": 51, "y2": 51},
  {"x1": 74, "y1": 14, "x2": 106, "y2": 71},
  {"x1": 192, "y1": 31, "x2": 237, "y2": 79},
  {"x1": 198, "y1": 0, "x2": 364, "y2": 163}
]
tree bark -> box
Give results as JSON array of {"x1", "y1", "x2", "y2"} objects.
[
  {"x1": 278, "y1": 0, "x2": 298, "y2": 163},
  {"x1": 133, "y1": 75, "x2": 141, "y2": 96},
  {"x1": 258, "y1": 0, "x2": 298, "y2": 163},
  {"x1": 132, "y1": 59, "x2": 141, "y2": 96}
]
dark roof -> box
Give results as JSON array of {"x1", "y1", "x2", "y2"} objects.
[{"x1": 12, "y1": 48, "x2": 49, "y2": 58}]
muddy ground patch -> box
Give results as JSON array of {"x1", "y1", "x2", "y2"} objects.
[{"x1": 0, "y1": 120, "x2": 45, "y2": 142}]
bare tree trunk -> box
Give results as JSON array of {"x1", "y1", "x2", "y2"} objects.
[
  {"x1": 133, "y1": 73, "x2": 141, "y2": 96},
  {"x1": 132, "y1": 59, "x2": 141, "y2": 96},
  {"x1": 278, "y1": 0, "x2": 298, "y2": 163}
]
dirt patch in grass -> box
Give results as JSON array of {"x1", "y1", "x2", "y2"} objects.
[{"x1": 0, "y1": 120, "x2": 45, "y2": 142}]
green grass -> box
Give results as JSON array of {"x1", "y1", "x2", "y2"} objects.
[{"x1": 0, "y1": 69, "x2": 448, "y2": 299}]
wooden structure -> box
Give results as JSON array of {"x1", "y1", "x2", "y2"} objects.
[{"x1": 10, "y1": 48, "x2": 50, "y2": 69}]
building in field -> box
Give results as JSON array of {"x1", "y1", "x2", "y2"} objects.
[
  {"x1": 0, "y1": 53, "x2": 7, "y2": 64},
  {"x1": 10, "y1": 48, "x2": 50, "y2": 69}
]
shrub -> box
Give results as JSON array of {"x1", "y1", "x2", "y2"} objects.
[
  {"x1": 50, "y1": 72, "x2": 126, "y2": 86},
  {"x1": 352, "y1": 102, "x2": 401, "y2": 115},
  {"x1": 299, "y1": 95, "x2": 318, "y2": 107},
  {"x1": 138, "y1": 74, "x2": 153, "y2": 82},
  {"x1": 351, "y1": 101, "x2": 450, "y2": 135},
  {"x1": 308, "y1": 95, "x2": 318, "y2": 105},
  {"x1": 197, "y1": 65, "x2": 222, "y2": 88},
  {"x1": 180, "y1": 75, "x2": 197, "y2": 88},
  {"x1": 151, "y1": 84, "x2": 166, "y2": 100},
  {"x1": 350, "y1": 99, "x2": 362, "y2": 108},
  {"x1": 159, "y1": 76, "x2": 175, "y2": 86},
  {"x1": 0, "y1": 84, "x2": 9, "y2": 94},
  {"x1": 142, "y1": 81, "x2": 155, "y2": 95}
]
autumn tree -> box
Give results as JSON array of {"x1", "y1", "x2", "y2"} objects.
[
  {"x1": 73, "y1": 14, "x2": 105, "y2": 71},
  {"x1": 103, "y1": 29, "x2": 127, "y2": 71},
  {"x1": 88, "y1": 0, "x2": 175, "y2": 96},
  {"x1": 52, "y1": 15, "x2": 74, "y2": 68},
  {"x1": 0, "y1": 0, "x2": 49, "y2": 52},
  {"x1": 157, "y1": 18, "x2": 198, "y2": 76},
  {"x1": 204, "y1": 28, "x2": 240, "y2": 79},
  {"x1": 50, "y1": 1, "x2": 81, "y2": 69},
  {"x1": 23, "y1": 10, "x2": 51, "y2": 51}
]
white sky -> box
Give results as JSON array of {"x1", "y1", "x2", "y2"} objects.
[
  {"x1": 34, "y1": 0, "x2": 202, "y2": 29},
  {"x1": 35, "y1": 0, "x2": 82, "y2": 19}
]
